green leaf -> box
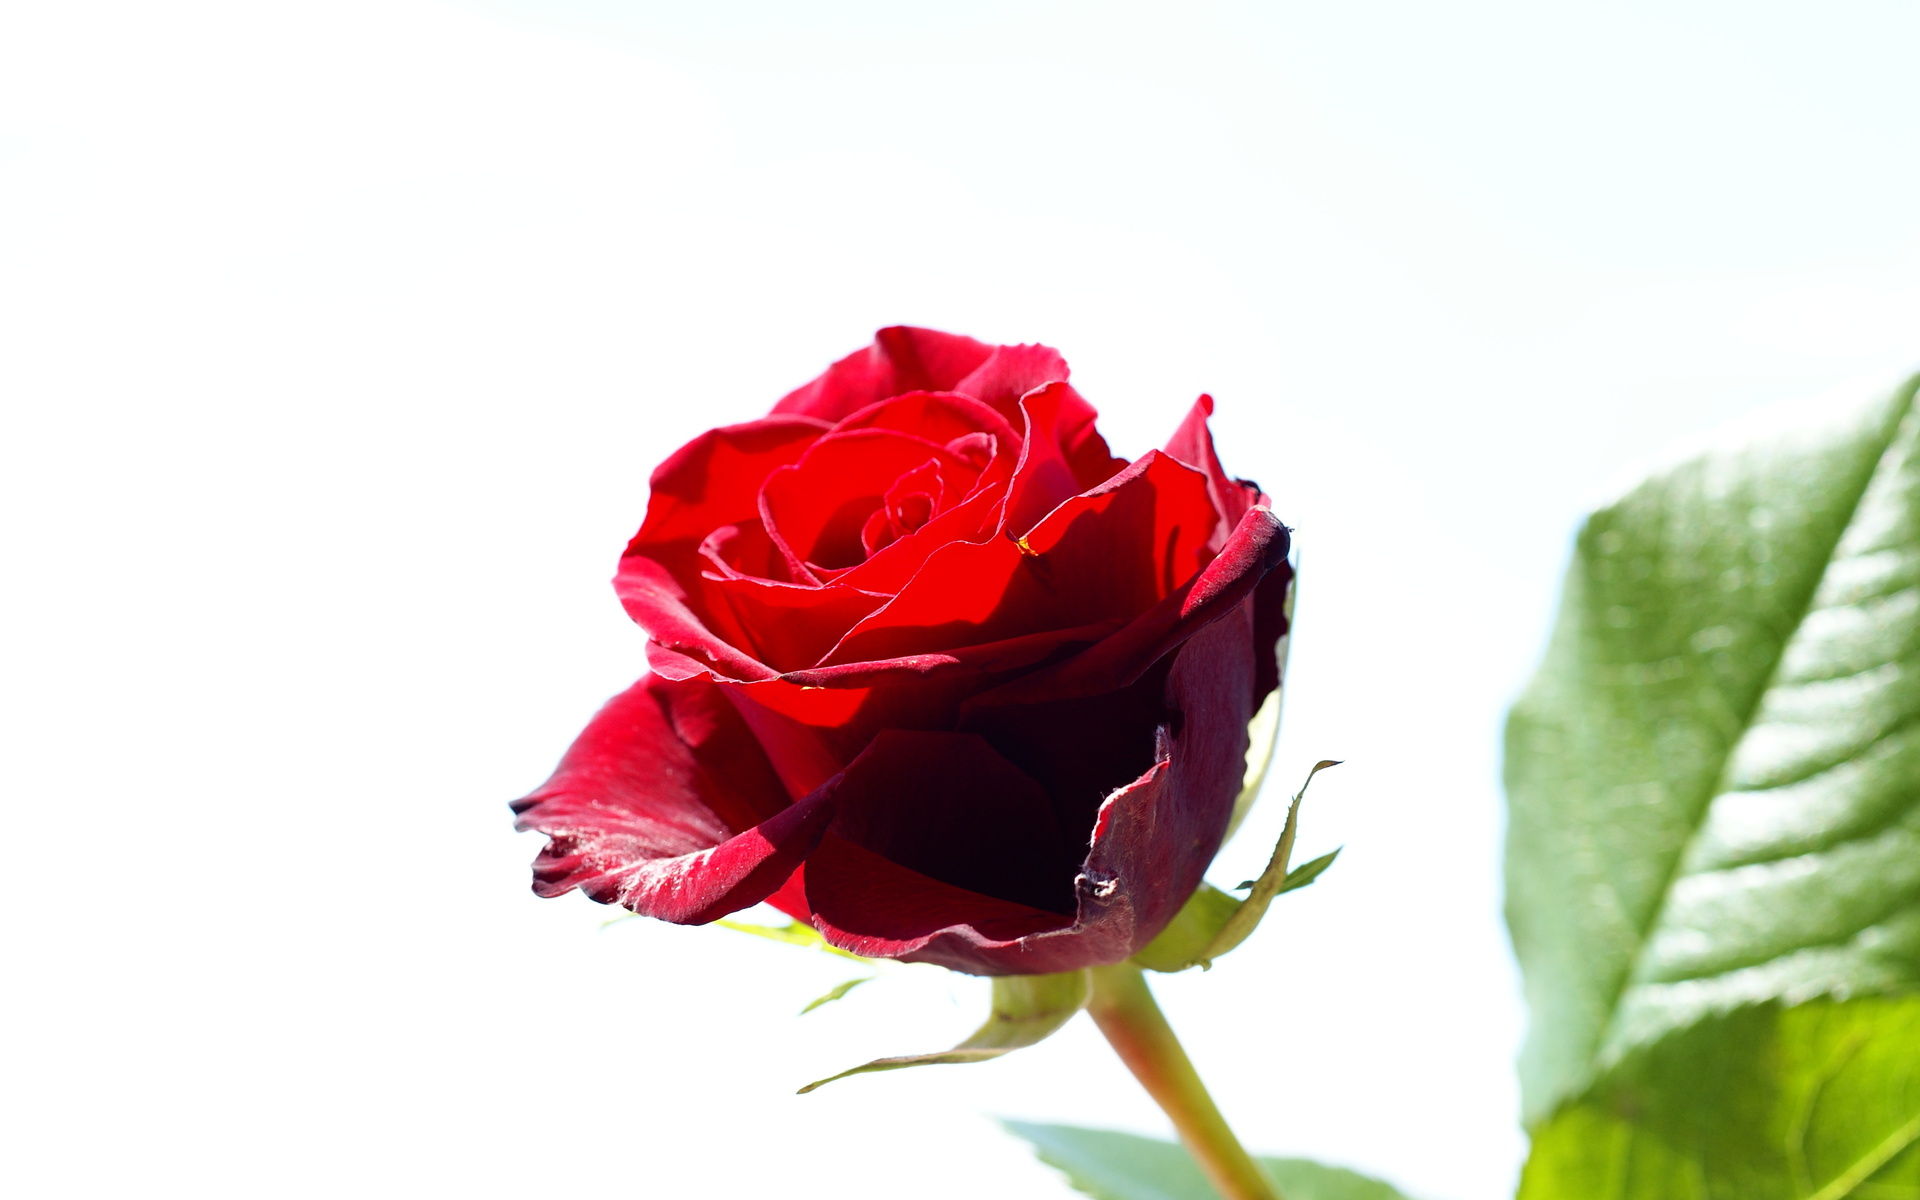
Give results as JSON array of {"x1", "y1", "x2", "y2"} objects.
[
  {"x1": 1004, "y1": 1121, "x2": 1420, "y2": 1200},
  {"x1": 798, "y1": 975, "x2": 872, "y2": 1015},
  {"x1": 1518, "y1": 996, "x2": 1920, "y2": 1200},
  {"x1": 797, "y1": 970, "x2": 1088, "y2": 1093},
  {"x1": 1506, "y1": 374, "x2": 1920, "y2": 1122}
]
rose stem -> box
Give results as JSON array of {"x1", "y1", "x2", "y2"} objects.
[{"x1": 1085, "y1": 962, "x2": 1283, "y2": 1200}]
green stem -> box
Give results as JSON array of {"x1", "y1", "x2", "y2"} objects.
[{"x1": 1086, "y1": 963, "x2": 1282, "y2": 1200}]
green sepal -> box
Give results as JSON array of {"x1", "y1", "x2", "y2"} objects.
[
  {"x1": 798, "y1": 976, "x2": 872, "y2": 1015},
  {"x1": 1135, "y1": 760, "x2": 1341, "y2": 972},
  {"x1": 712, "y1": 918, "x2": 870, "y2": 962},
  {"x1": 1130, "y1": 884, "x2": 1241, "y2": 972},
  {"x1": 796, "y1": 969, "x2": 1090, "y2": 1093},
  {"x1": 1261, "y1": 847, "x2": 1341, "y2": 896}
]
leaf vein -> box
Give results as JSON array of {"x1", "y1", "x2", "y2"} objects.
[{"x1": 1591, "y1": 392, "x2": 1920, "y2": 1066}]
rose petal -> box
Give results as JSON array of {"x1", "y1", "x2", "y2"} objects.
[
  {"x1": 1018, "y1": 449, "x2": 1219, "y2": 603},
  {"x1": 616, "y1": 555, "x2": 780, "y2": 682},
  {"x1": 803, "y1": 837, "x2": 1068, "y2": 960},
  {"x1": 696, "y1": 620, "x2": 1124, "y2": 755},
  {"x1": 831, "y1": 438, "x2": 1018, "y2": 593},
  {"x1": 1163, "y1": 394, "x2": 1255, "y2": 547},
  {"x1": 881, "y1": 602, "x2": 1256, "y2": 973},
  {"x1": 822, "y1": 450, "x2": 1219, "y2": 667},
  {"x1": 812, "y1": 731, "x2": 1080, "y2": 913},
  {"x1": 511, "y1": 674, "x2": 830, "y2": 923},
  {"x1": 1250, "y1": 544, "x2": 1292, "y2": 705},
  {"x1": 772, "y1": 327, "x2": 995, "y2": 423},
  {"x1": 964, "y1": 506, "x2": 1291, "y2": 709},
  {"x1": 616, "y1": 417, "x2": 832, "y2": 679},
  {"x1": 829, "y1": 389, "x2": 1020, "y2": 450},
  {"x1": 628, "y1": 415, "x2": 828, "y2": 549},
  {"x1": 759, "y1": 428, "x2": 975, "y2": 571},
  {"x1": 958, "y1": 670, "x2": 1170, "y2": 865},
  {"x1": 701, "y1": 575, "x2": 892, "y2": 673},
  {"x1": 774, "y1": 600, "x2": 1258, "y2": 975},
  {"x1": 1064, "y1": 601, "x2": 1259, "y2": 947},
  {"x1": 952, "y1": 342, "x2": 1072, "y2": 417},
  {"x1": 1003, "y1": 381, "x2": 1128, "y2": 535},
  {"x1": 697, "y1": 520, "x2": 789, "y2": 583}
]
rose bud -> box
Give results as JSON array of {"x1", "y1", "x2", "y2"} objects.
[{"x1": 513, "y1": 327, "x2": 1293, "y2": 976}]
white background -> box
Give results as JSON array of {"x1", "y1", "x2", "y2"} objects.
[{"x1": 6, "y1": 2, "x2": 1918, "y2": 1198}]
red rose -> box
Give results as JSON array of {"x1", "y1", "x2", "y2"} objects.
[{"x1": 514, "y1": 327, "x2": 1292, "y2": 974}]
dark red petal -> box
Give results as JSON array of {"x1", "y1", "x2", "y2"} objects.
[
  {"x1": 685, "y1": 620, "x2": 1120, "y2": 764},
  {"x1": 780, "y1": 618, "x2": 1123, "y2": 691},
  {"x1": 1250, "y1": 538, "x2": 1293, "y2": 705},
  {"x1": 1003, "y1": 382, "x2": 1128, "y2": 535},
  {"x1": 816, "y1": 731, "x2": 1079, "y2": 912},
  {"x1": 800, "y1": 733, "x2": 1078, "y2": 961},
  {"x1": 511, "y1": 674, "x2": 829, "y2": 924},
  {"x1": 1071, "y1": 600, "x2": 1260, "y2": 946},
  {"x1": 805, "y1": 837, "x2": 1069, "y2": 962},
  {"x1": 958, "y1": 673, "x2": 1169, "y2": 873},
  {"x1": 1162, "y1": 393, "x2": 1293, "y2": 706},
  {"x1": 967, "y1": 506, "x2": 1291, "y2": 709},
  {"x1": 875, "y1": 600, "x2": 1256, "y2": 974},
  {"x1": 772, "y1": 327, "x2": 995, "y2": 423},
  {"x1": 1020, "y1": 449, "x2": 1220, "y2": 607}
]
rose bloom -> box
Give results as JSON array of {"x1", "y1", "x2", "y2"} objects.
[{"x1": 514, "y1": 328, "x2": 1292, "y2": 974}]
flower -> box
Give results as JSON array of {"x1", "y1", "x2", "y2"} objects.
[{"x1": 513, "y1": 327, "x2": 1292, "y2": 975}]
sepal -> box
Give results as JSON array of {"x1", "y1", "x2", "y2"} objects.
[
  {"x1": 796, "y1": 969, "x2": 1090, "y2": 1092},
  {"x1": 1134, "y1": 760, "x2": 1341, "y2": 972}
]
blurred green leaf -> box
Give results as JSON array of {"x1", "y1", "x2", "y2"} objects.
[
  {"x1": 798, "y1": 975, "x2": 871, "y2": 1015},
  {"x1": 1506, "y1": 375, "x2": 1920, "y2": 1122},
  {"x1": 797, "y1": 970, "x2": 1088, "y2": 1093},
  {"x1": 1518, "y1": 996, "x2": 1920, "y2": 1199},
  {"x1": 1004, "y1": 1121, "x2": 1419, "y2": 1200}
]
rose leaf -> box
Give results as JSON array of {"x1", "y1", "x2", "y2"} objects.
[
  {"x1": 1507, "y1": 373, "x2": 1920, "y2": 1124},
  {"x1": 1003, "y1": 1120, "x2": 1421, "y2": 1200},
  {"x1": 1517, "y1": 996, "x2": 1920, "y2": 1199}
]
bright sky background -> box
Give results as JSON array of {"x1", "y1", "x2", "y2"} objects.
[{"x1": 7, "y1": 3, "x2": 1918, "y2": 1198}]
